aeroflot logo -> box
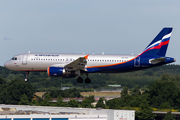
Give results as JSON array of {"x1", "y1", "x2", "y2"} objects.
[{"x1": 35, "y1": 54, "x2": 59, "y2": 57}]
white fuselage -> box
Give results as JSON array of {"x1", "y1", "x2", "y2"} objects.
[{"x1": 4, "y1": 53, "x2": 136, "y2": 72}]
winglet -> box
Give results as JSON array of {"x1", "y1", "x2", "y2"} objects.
[{"x1": 84, "y1": 54, "x2": 89, "y2": 59}]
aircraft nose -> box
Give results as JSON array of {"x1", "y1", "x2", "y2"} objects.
[{"x1": 4, "y1": 61, "x2": 11, "y2": 68}]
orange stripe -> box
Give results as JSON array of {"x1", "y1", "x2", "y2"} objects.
[
  {"x1": 47, "y1": 67, "x2": 50, "y2": 77},
  {"x1": 86, "y1": 57, "x2": 136, "y2": 68}
]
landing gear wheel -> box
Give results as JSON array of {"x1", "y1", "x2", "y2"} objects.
[
  {"x1": 85, "y1": 78, "x2": 91, "y2": 83},
  {"x1": 77, "y1": 77, "x2": 83, "y2": 83}
]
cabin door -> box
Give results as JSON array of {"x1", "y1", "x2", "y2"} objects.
[
  {"x1": 134, "y1": 57, "x2": 140, "y2": 67},
  {"x1": 22, "y1": 55, "x2": 28, "y2": 65}
]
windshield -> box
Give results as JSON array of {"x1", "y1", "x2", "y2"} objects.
[{"x1": 11, "y1": 57, "x2": 17, "y2": 60}]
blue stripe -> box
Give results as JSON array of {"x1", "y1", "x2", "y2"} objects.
[
  {"x1": 87, "y1": 56, "x2": 175, "y2": 73},
  {"x1": 161, "y1": 37, "x2": 170, "y2": 42},
  {"x1": 33, "y1": 119, "x2": 49, "y2": 120},
  {"x1": 14, "y1": 119, "x2": 30, "y2": 120}
]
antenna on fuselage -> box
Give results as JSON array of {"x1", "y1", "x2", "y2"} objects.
[
  {"x1": 102, "y1": 52, "x2": 104, "y2": 55},
  {"x1": 28, "y1": 51, "x2": 30, "y2": 53}
]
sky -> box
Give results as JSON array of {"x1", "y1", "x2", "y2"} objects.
[{"x1": 1, "y1": 0, "x2": 180, "y2": 66}]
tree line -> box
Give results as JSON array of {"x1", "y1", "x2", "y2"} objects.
[
  {"x1": 0, "y1": 73, "x2": 179, "y2": 119},
  {"x1": 1, "y1": 64, "x2": 180, "y2": 91},
  {"x1": 1, "y1": 64, "x2": 180, "y2": 119}
]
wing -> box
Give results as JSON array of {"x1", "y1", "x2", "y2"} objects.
[{"x1": 64, "y1": 54, "x2": 89, "y2": 71}]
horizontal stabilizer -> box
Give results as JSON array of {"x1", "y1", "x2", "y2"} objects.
[{"x1": 149, "y1": 57, "x2": 166, "y2": 64}]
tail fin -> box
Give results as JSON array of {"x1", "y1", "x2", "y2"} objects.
[{"x1": 139, "y1": 27, "x2": 173, "y2": 57}]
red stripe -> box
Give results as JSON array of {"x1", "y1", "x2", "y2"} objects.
[{"x1": 139, "y1": 40, "x2": 169, "y2": 56}]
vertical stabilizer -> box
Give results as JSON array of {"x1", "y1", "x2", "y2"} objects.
[{"x1": 139, "y1": 28, "x2": 172, "y2": 57}]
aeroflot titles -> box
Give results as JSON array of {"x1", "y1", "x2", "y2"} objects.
[
  {"x1": 35, "y1": 54, "x2": 59, "y2": 57},
  {"x1": 35, "y1": 54, "x2": 129, "y2": 59}
]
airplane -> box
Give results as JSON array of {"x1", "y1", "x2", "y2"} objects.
[{"x1": 4, "y1": 27, "x2": 175, "y2": 83}]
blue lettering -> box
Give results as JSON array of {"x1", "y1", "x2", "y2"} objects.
[{"x1": 35, "y1": 54, "x2": 59, "y2": 57}]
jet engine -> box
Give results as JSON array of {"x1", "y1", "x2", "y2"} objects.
[{"x1": 47, "y1": 67, "x2": 72, "y2": 77}]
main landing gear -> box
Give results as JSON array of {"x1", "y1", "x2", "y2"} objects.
[
  {"x1": 25, "y1": 71, "x2": 29, "y2": 82},
  {"x1": 77, "y1": 76, "x2": 91, "y2": 83},
  {"x1": 77, "y1": 77, "x2": 83, "y2": 83}
]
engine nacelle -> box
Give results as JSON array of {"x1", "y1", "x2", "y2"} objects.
[{"x1": 47, "y1": 67, "x2": 69, "y2": 77}]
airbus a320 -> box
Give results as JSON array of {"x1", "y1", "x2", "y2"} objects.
[{"x1": 4, "y1": 28, "x2": 175, "y2": 83}]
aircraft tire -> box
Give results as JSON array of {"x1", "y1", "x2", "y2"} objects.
[
  {"x1": 77, "y1": 77, "x2": 83, "y2": 83},
  {"x1": 85, "y1": 78, "x2": 91, "y2": 83}
]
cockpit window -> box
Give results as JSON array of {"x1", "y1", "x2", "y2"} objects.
[{"x1": 11, "y1": 57, "x2": 17, "y2": 60}]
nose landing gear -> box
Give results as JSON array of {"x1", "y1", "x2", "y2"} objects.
[{"x1": 25, "y1": 71, "x2": 29, "y2": 82}]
